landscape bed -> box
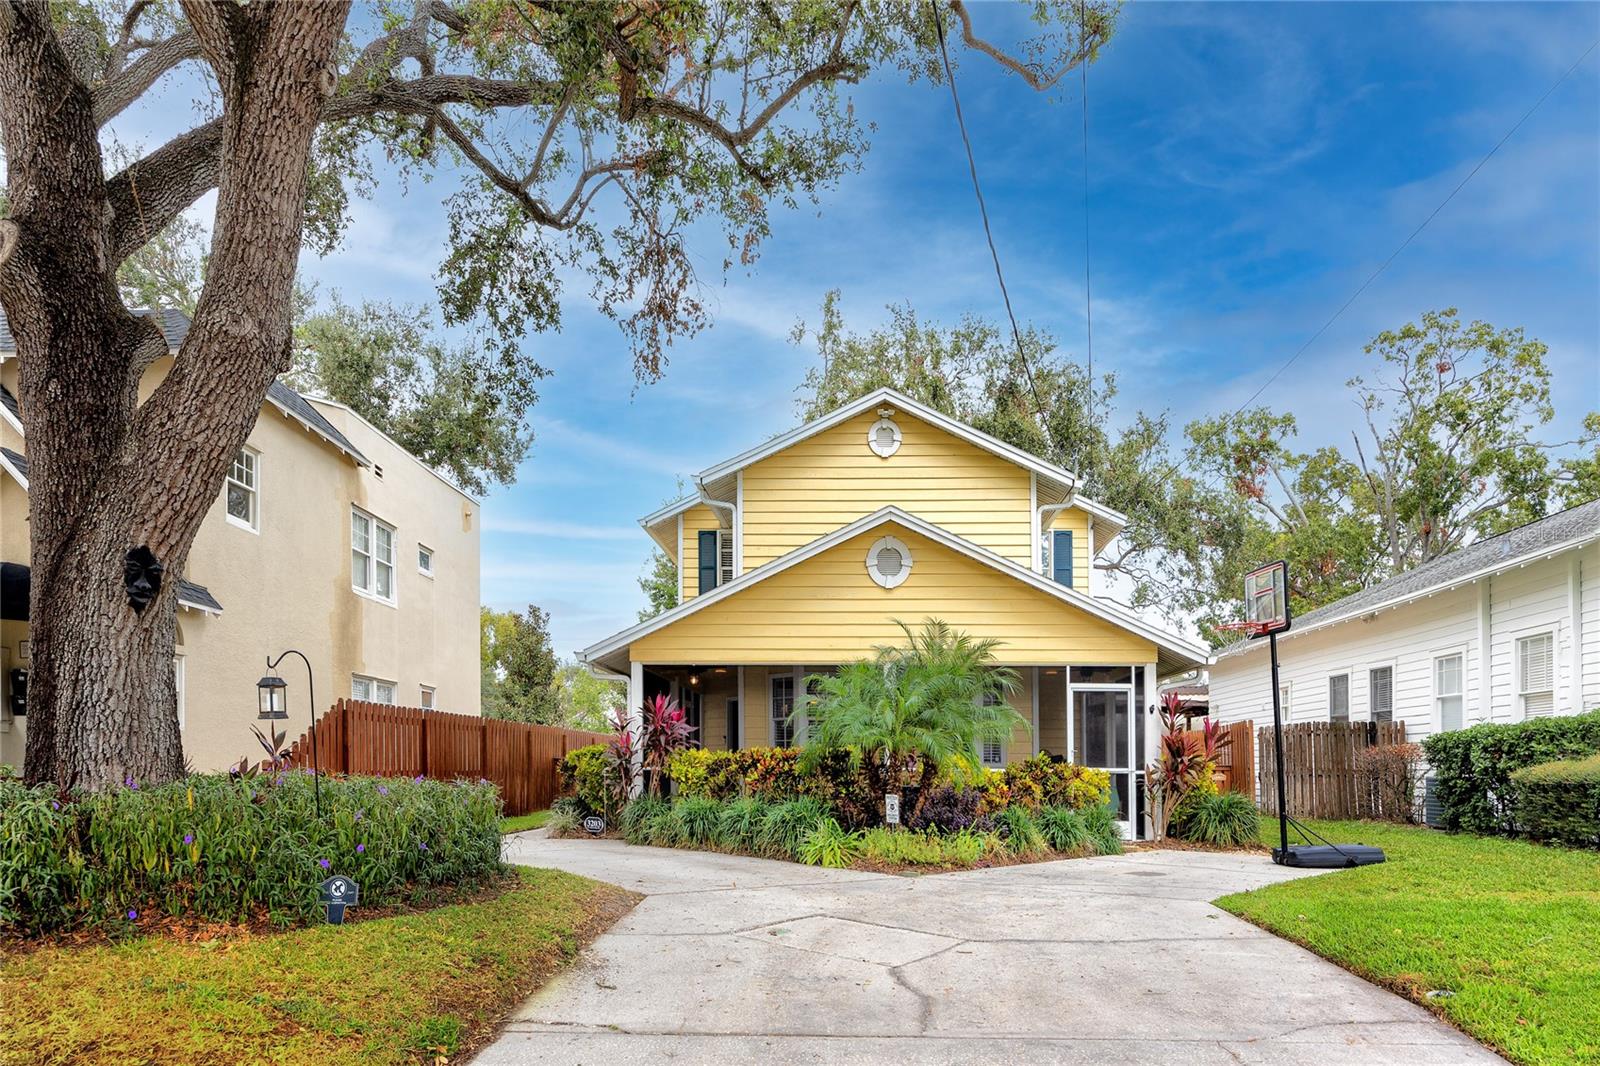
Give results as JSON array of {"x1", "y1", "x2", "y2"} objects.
[
  {"x1": 0, "y1": 865, "x2": 637, "y2": 1066},
  {"x1": 1217, "y1": 819, "x2": 1600, "y2": 1066}
]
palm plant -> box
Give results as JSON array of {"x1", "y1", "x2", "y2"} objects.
[{"x1": 796, "y1": 619, "x2": 1025, "y2": 824}]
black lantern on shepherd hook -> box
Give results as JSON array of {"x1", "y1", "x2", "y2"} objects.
[{"x1": 257, "y1": 650, "x2": 320, "y2": 818}]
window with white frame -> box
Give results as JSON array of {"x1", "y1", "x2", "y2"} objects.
[
  {"x1": 352, "y1": 675, "x2": 397, "y2": 705},
  {"x1": 174, "y1": 656, "x2": 186, "y2": 729},
  {"x1": 420, "y1": 685, "x2": 435, "y2": 711},
  {"x1": 1369, "y1": 666, "x2": 1393, "y2": 723},
  {"x1": 979, "y1": 690, "x2": 1005, "y2": 767},
  {"x1": 1279, "y1": 682, "x2": 1291, "y2": 719},
  {"x1": 1517, "y1": 632, "x2": 1555, "y2": 717},
  {"x1": 771, "y1": 674, "x2": 795, "y2": 749},
  {"x1": 225, "y1": 447, "x2": 259, "y2": 531},
  {"x1": 1328, "y1": 674, "x2": 1349, "y2": 723},
  {"x1": 418, "y1": 544, "x2": 434, "y2": 577},
  {"x1": 351, "y1": 508, "x2": 396, "y2": 602},
  {"x1": 1435, "y1": 653, "x2": 1464, "y2": 731}
]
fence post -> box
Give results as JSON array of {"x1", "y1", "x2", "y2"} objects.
[{"x1": 419, "y1": 710, "x2": 430, "y2": 779}]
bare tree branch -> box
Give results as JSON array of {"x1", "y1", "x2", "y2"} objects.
[
  {"x1": 946, "y1": 0, "x2": 1106, "y2": 91},
  {"x1": 94, "y1": 31, "x2": 202, "y2": 125}
]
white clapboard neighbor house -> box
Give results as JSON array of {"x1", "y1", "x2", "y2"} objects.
[{"x1": 1209, "y1": 500, "x2": 1600, "y2": 750}]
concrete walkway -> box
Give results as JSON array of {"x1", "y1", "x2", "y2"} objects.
[{"x1": 479, "y1": 833, "x2": 1501, "y2": 1065}]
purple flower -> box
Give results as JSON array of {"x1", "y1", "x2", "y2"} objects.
[
  {"x1": 419, "y1": 842, "x2": 429, "y2": 851},
  {"x1": 124, "y1": 776, "x2": 139, "y2": 790},
  {"x1": 318, "y1": 858, "x2": 331, "y2": 870},
  {"x1": 127, "y1": 909, "x2": 138, "y2": 921},
  {"x1": 354, "y1": 810, "x2": 364, "y2": 822},
  {"x1": 356, "y1": 843, "x2": 366, "y2": 854},
  {"x1": 183, "y1": 834, "x2": 194, "y2": 845},
  {"x1": 414, "y1": 775, "x2": 424, "y2": 784},
  {"x1": 51, "y1": 800, "x2": 60, "y2": 811}
]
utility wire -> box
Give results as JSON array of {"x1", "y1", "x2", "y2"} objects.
[
  {"x1": 1233, "y1": 37, "x2": 1600, "y2": 415},
  {"x1": 1078, "y1": 0, "x2": 1094, "y2": 475},
  {"x1": 928, "y1": 3, "x2": 1050, "y2": 433}
]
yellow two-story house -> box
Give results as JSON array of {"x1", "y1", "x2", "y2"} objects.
[{"x1": 580, "y1": 388, "x2": 1209, "y2": 837}]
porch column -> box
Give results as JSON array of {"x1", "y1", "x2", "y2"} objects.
[
  {"x1": 627, "y1": 660, "x2": 645, "y2": 798},
  {"x1": 1142, "y1": 662, "x2": 1159, "y2": 840}
]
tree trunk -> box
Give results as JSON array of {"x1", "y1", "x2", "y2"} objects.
[{"x1": 0, "y1": 1, "x2": 350, "y2": 791}]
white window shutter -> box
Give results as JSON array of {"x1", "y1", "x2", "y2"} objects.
[{"x1": 718, "y1": 529, "x2": 734, "y2": 585}]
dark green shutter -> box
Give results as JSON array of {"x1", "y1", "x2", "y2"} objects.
[
  {"x1": 1052, "y1": 530, "x2": 1073, "y2": 586},
  {"x1": 697, "y1": 530, "x2": 718, "y2": 594}
]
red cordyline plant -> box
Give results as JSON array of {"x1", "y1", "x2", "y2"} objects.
[
  {"x1": 606, "y1": 694, "x2": 697, "y2": 801},
  {"x1": 604, "y1": 704, "x2": 638, "y2": 808},
  {"x1": 1146, "y1": 692, "x2": 1211, "y2": 842}
]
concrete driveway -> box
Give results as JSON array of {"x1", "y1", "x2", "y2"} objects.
[{"x1": 480, "y1": 833, "x2": 1500, "y2": 1065}]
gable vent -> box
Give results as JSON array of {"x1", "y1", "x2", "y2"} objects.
[
  {"x1": 866, "y1": 535, "x2": 912, "y2": 589},
  {"x1": 867, "y1": 410, "x2": 902, "y2": 457}
]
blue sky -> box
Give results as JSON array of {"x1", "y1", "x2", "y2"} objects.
[{"x1": 121, "y1": 2, "x2": 1600, "y2": 658}]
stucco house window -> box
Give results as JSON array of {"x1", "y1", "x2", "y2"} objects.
[
  {"x1": 352, "y1": 507, "x2": 396, "y2": 603},
  {"x1": 1328, "y1": 674, "x2": 1349, "y2": 723},
  {"x1": 418, "y1": 544, "x2": 434, "y2": 577},
  {"x1": 1369, "y1": 666, "x2": 1393, "y2": 723},
  {"x1": 353, "y1": 675, "x2": 396, "y2": 704},
  {"x1": 420, "y1": 685, "x2": 435, "y2": 710},
  {"x1": 771, "y1": 674, "x2": 795, "y2": 749},
  {"x1": 1435, "y1": 653, "x2": 1464, "y2": 731},
  {"x1": 226, "y1": 447, "x2": 259, "y2": 531},
  {"x1": 1517, "y1": 632, "x2": 1555, "y2": 717}
]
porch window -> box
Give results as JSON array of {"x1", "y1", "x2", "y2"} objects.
[
  {"x1": 1369, "y1": 666, "x2": 1393, "y2": 723},
  {"x1": 771, "y1": 675, "x2": 795, "y2": 748},
  {"x1": 1435, "y1": 653, "x2": 1464, "y2": 730},
  {"x1": 1517, "y1": 633, "x2": 1554, "y2": 717}
]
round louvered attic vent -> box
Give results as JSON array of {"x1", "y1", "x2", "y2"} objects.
[
  {"x1": 866, "y1": 535, "x2": 912, "y2": 589},
  {"x1": 867, "y1": 413, "x2": 902, "y2": 457}
]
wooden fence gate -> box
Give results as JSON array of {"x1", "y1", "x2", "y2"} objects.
[
  {"x1": 1256, "y1": 720, "x2": 1407, "y2": 819},
  {"x1": 282, "y1": 700, "x2": 607, "y2": 815}
]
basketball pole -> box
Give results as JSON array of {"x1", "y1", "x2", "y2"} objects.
[{"x1": 1269, "y1": 629, "x2": 1289, "y2": 862}]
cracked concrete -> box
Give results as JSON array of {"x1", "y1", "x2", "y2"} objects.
[{"x1": 475, "y1": 833, "x2": 1503, "y2": 1065}]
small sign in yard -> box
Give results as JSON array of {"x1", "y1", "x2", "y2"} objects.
[
  {"x1": 582, "y1": 815, "x2": 606, "y2": 835},
  {"x1": 884, "y1": 794, "x2": 900, "y2": 826},
  {"x1": 319, "y1": 875, "x2": 359, "y2": 925}
]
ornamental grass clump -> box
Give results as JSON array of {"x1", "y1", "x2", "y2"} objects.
[
  {"x1": 757, "y1": 797, "x2": 829, "y2": 860},
  {"x1": 1180, "y1": 792, "x2": 1260, "y2": 847},
  {"x1": 672, "y1": 796, "x2": 723, "y2": 847},
  {"x1": 619, "y1": 796, "x2": 668, "y2": 845},
  {"x1": 1036, "y1": 805, "x2": 1091, "y2": 854},
  {"x1": 797, "y1": 817, "x2": 861, "y2": 868},
  {"x1": 1082, "y1": 803, "x2": 1124, "y2": 855},
  {"x1": 0, "y1": 772, "x2": 502, "y2": 934},
  {"x1": 713, "y1": 797, "x2": 769, "y2": 852},
  {"x1": 993, "y1": 804, "x2": 1047, "y2": 856}
]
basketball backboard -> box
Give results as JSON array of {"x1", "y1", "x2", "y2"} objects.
[{"x1": 1243, "y1": 559, "x2": 1290, "y2": 637}]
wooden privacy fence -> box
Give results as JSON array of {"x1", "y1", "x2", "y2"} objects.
[
  {"x1": 1183, "y1": 720, "x2": 1255, "y2": 795},
  {"x1": 1256, "y1": 720, "x2": 1407, "y2": 819},
  {"x1": 283, "y1": 700, "x2": 607, "y2": 815}
]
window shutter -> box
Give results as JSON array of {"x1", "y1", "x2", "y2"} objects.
[
  {"x1": 697, "y1": 530, "x2": 718, "y2": 594},
  {"x1": 718, "y1": 529, "x2": 735, "y2": 585},
  {"x1": 1519, "y1": 634, "x2": 1555, "y2": 716},
  {"x1": 1051, "y1": 530, "x2": 1074, "y2": 586}
]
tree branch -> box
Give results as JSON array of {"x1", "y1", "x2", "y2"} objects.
[
  {"x1": 94, "y1": 31, "x2": 202, "y2": 126},
  {"x1": 946, "y1": 0, "x2": 1106, "y2": 91}
]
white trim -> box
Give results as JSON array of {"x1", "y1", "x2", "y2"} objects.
[
  {"x1": 0, "y1": 397, "x2": 22, "y2": 437},
  {"x1": 1568, "y1": 554, "x2": 1583, "y2": 717},
  {"x1": 736, "y1": 665, "x2": 747, "y2": 750},
  {"x1": 640, "y1": 494, "x2": 700, "y2": 530},
  {"x1": 223, "y1": 445, "x2": 261, "y2": 534},
  {"x1": 350, "y1": 506, "x2": 398, "y2": 606},
  {"x1": 628, "y1": 662, "x2": 644, "y2": 796},
  {"x1": 734, "y1": 471, "x2": 744, "y2": 575},
  {"x1": 174, "y1": 654, "x2": 186, "y2": 730},
  {"x1": 176, "y1": 589, "x2": 223, "y2": 617},
  {"x1": 1366, "y1": 661, "x2": 1396, "y2": 723},
  {"x1": 1476, "y1": 578, "x2": 1492, "y2": 723},
  {"x1": 417, "y1": 542, "x2": 435, "y2": 578},
  {"x1": 420, "y1": 685, "x2": 436, "y2": 710},
  {"x1": 1514, "y1": 628, "x2": 1557, "y2": 720},
  {"x1": 580, "y1": 506, "x2": 1210, "y2": 670},
  {"x1": 1327, "y1": 671, "x2": 1351, "y2": 723},
  {"x1": 676, "y1": 514, "x2": 684, "y2": 598},
  {"x1": 1031, "y1": 666, "x2": 1040, "y2": 756},
  {"x1": 1431, "y1": 647, "x2": 1466, "y2": 733},
  {"x1": 865, "y1": 534, "x2": 913, "y2": 589},
  {"x1": 268, "y1": 395, "x2": 371, "y2": 470},
  {"x1": 867, "y1": 414, "x2": 903, "y2": 457},
  {"x1": 352, "y1": 674, "x2": 398, "y2": 705},
  {"x1": 1028, "y1": 473, "x2": 1038, "y2": 576},
  {"x1": 0, "y1": 450, "x2": 27, "y2": 491}
]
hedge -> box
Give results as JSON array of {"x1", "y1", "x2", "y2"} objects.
[
  {"x1": 0, "y1": 771, "x2": 504, "y2": 934},
  {"x1": 1422, "y1": 710, "x2": 1600, "y2": 834},
  {"x1": 1508, "y1": 754, "x2": 1600, "y2": 848}
]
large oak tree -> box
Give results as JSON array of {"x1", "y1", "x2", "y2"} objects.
[{"x1": 0, "y1": 0, "x2": 1114, "y2": 789}]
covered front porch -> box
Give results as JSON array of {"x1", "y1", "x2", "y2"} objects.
[{"x1": 625, "y1": 660, "x2": 1163, "y2": 837}]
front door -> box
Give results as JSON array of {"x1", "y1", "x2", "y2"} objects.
[{"x1": 1072, "y1": 688, "x2": 1135, "y2": 833}]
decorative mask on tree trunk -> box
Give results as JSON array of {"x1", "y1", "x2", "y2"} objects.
[{"x1": 123, "y1": 546, "x2": 164, "y2": 614}]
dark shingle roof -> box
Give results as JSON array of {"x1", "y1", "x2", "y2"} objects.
[
  {"x1": 0, "y1": 308, "x2": 368, "y2": 466},
  {"x1": 1, "y1": 446, "x2": 27, "y2": 482},
  {"x1": 0, "y1": 384, "x2": 17, "y2": 422},
  {"x1": 176, "y1": 579, "x2": 223, "y2": 614},
  {"x1": 1219, "y1": 498, "x2": 1600, "y2": 658}
]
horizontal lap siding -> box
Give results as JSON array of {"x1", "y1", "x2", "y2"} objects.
[
  {"x1": 1489, "y1": 556, "x2": 1573, "y2": 718},
  {"x1": 679, "y1": 504, "x2": 723, "y2": 602},
  {"x1": 1584, "y1": 544, "x2": 1600, "y2": 709},
  {"x1": 740, "y1": 410, "x2": 1034, "y2": 570},
  {"x1": 1043, "y1": 509, "x2": 1091, "y2": 593},
  {"x1": 1037, "y1": 669, "x2": 1068, "y2": 754},
  {"x1": 630, "y1": 523, "x2": 1153, "y2": 666}
]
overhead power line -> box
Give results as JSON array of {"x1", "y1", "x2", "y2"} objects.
[{"x1": 1233, "y1": 37, "x2": 1600, "y2": 416}]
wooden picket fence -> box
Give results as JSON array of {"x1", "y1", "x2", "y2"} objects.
[
  {"x1": 1256, "y1": 720, "x2": 1407, "y2": 819},
  {"x1": 1183, "y1": 720, "x2": 1255, "y2": 795},
  {"x1": 281, "y1": 699, "x2": 607, "y2": 815}
]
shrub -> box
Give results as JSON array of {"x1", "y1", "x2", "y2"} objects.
[
  {"x1": 1082, "y1": 804, "x2": 1123, "y2": 855},
  {"x1": 1167, "y1": 771, "x2": 1219, "y2": 838},
  {"x1": 549, "y1": 795, "x2": 588, "y2": 819},
  {"x1": 1036, "y1": 805, "x2": 1091, "y2": 854},
  {"x1": 905, "y1": 784, "x2": 983, "y2": 833},
  {"x1": 797, "y1": 817, "x2": 861, "y2": 868},
  {"x1": 620, "y1": 796, "x2": 668, "y2": 845},
  {"x1": 1509, "y1": 754, "x2": 1600, "y2": 848},
  {"x1": 545, "y1": 807, "x2": 582, "y2": 836},
  {"x1": 665, "y1": 749, "x2": 736, "y2": 800},
  {"x1": 0, "y1": 772, "x2": 503, "y2": 934},
  {"x1": 939, "y1": 828, "x2": 994, "y2": 865},
  {"x1": 1355, "y1": 742, "x2": 1423, "y2": 823},
  {"x1": 993, "y1": 805, "x2": 1047, "y2": 856},
  {"x1": 1180, "y1": 792, "x2": 1260, "y2": 846},
  {"x1": 1423, "y1": 710, "x2": 1600, "y2": 834},
  {"x1": 642, "y1": 804, "x2": 682, "y2": 847},
  {"x1": 859, "y1": 828, "x2": 945, "y2": 866},
  {"x1": 738, "y1": 747, "x2": 807, "y2": 800},
  {"x1": 559, "y1": 745, "x2": 611, "y2": 815},
  {"x1": 672, "y1": 797, "x2": 723, "y2": 847},
  {"x1": 979, "y1": 756, "x2": 1110, "y2": 813},
  {"x1": 757, "y1": 797, "x2": 828, "y2": 860},
  {"x1": 713, "y1": 797, "x2": 769, "y2": 852}
]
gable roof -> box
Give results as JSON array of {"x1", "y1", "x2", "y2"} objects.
[
  {"x1": 1218, "y1": 498, "x2": 1600, "y2": 660},
  {"x1": 585, "y1": 505, "x2": 1209, "y2": 676},
  {"x1": 0, "y1": 309, "x2": 369, "y2": 467},
  {"x1": 0, "y1": 446, "x2": 27, "y2": 489}
]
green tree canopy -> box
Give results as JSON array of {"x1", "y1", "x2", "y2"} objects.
[{"x1": 480, "y1": 604, "x2": 560, "y2": 723}]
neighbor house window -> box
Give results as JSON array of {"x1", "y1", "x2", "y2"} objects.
[
  {"x1": 174, "y1": 656, "x2": 186, "y2": 730},
  {"x1": 1369, "y1": 666, "x2": 1393, "y2": 723},
  {"x1": 1517, "y1": 632, "x2": 1555, "y2": 717},
  {"x1": 1435, "y1": 653, "x2": 1464, "y2": 731},
  {"x1": 770, "y1": 674, "x2": 795, "y2": 749},
  {"x1": 226, "y1": 447, "x2": 259, "y2": 531},
  {"x1": 420, "y1": 686, "x2": 435, "y2": 711},
  {"x1": 418, "y1": 544, "x2": 434, "y2": 577},
  {"x1": 1279, "y1": 682, "x2": 1291, "y2": 719},
  {"x1": 352, "y1": 508, "x2": 396, "y2": 602},
  {"x1": 979, "y1": 690, "x2": 1005, "y2": 767},
  {"x1": 352, "y1": 675, "x2": 396, "y2": 705},
  {"x1": 1328, "y1": 674, "x2": 1349, "y2": 723}
]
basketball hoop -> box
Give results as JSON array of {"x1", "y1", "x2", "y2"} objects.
[{"x1": 1215, "y1": 619, "x2": 1274, "y2": 640}]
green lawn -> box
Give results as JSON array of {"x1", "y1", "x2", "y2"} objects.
[
  {"x1": 500, "y1": 809, "x2": 552, "y2": 833},
  {"x1": 0, "y1": 866, "x2": 635, "y2": 1066},
  {"x1": 1217, "y1": 819, "x2": 1600, "y2": 1066}
]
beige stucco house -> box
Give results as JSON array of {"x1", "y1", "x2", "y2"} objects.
[{"x1": 0, "y1": 309, "x2": 481, "y2": 773}]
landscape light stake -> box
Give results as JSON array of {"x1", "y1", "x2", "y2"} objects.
[{"x1": 259, "y1": 649, "x2": 319, "y2": 818}]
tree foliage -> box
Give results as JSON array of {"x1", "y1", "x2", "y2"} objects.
[
  {"x1": 480, "y1": 604, "x2": 560, "y2": 723},
  {"x1": 637, "y1": 548, "x2": 679, "y2": 621},
  {"x1": 552, "y1": 661, "x2": 623, "y2": 732}
]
